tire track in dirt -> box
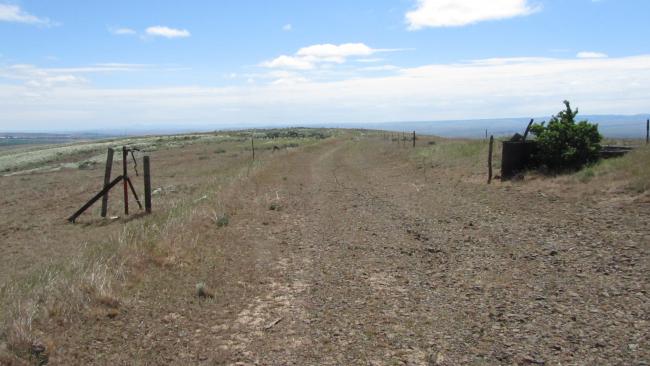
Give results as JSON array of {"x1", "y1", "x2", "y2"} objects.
[
  {"x1": 273, "y1": 140, "x2": 439, "y2": 364},
  {"x1": 252, "y1": 138, "x2": 649, "y2": 365},
  {"x1": 28, "y1": 137, "x2": 649, "y2": 365}
]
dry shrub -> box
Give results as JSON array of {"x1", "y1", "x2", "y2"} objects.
[{"x1": 0, "y1": 256, "x2": 124, "y2": 361}]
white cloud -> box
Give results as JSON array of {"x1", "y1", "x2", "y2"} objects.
[
  {"x1": 109, "y1": 27, "x2": 136, "y2": 35},
  {"x1": 0, "y1": 3, "x2": 54, "y2": 26},
  {"x1": 297, "y1": 43, "x2": 374, "y2": 63},
  {"x1": 262, "y1": 43, "x2": 394, "y2": 70},
  {"x1": 261, "y1": 55, "x2": 314, "y2": 70},
  {"x1": 282, "y1": 23, "x2": 292, "y2": 31},
  {"x1": 0, "y1": 63, "x2": 150, "y2": 90},
  {"x1": 1, "y1": 55, "x2": 649, "y2": 130},
  {"x1": 25, "y1": 75, "x2": 87, "y2": 88},
  {"x1": 356, "y1": 58, "x2": 383, "y2": 63},
  {"x1": 406, "y1": 0, "x2": 539, "y2": 29},
  {"x1": 577, "y1": 51, "x2": 608, "y2": 59},
  {"x1": 360, "y1": 65, "x2": 400, "y2": 72},
  {"x1": 145, "y1": 26, "x2": 190, "y2": 38}
]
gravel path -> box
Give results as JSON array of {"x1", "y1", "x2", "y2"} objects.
[{"x1": 45, "y1": 137, "x2": 649, "y2": 365}]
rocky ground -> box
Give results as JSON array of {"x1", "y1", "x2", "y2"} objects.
[{"x1": 2, "y1": 135, "x2": 648, "y2": 365}]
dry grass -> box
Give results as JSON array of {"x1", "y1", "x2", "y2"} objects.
[
  {"x1": 572, "y1": 144, "x2": 650, "y2": 193},
  {"x1": 409, "y1": 136, "x2": 650, "y2": 195},
  {"x1": 0, "y1": 256, "x2": 121, "y2": 364},
  {"x1": 0, "y1": 129, "x2": 328, "y2": 363},
  {"x1": 411, "y1": 137, "x2": 502, "y2": 171},
  {"x1": 1, "y1": 131, "x2": 646, "y2": 364}
]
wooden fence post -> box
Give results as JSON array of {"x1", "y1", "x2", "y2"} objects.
[
  {"x1": 646, "y1": 119, "x2": 649, "y2": 145},
  {"x1": 101, "y1": 148, "x2": 114, "y2": 217},
  {"x1": 523, "y1": 119, "x2": 534, "y2": 141},
  {"x1": 122, "y1": 146, "x2": 129, "y2": 215},
  {"x1": 251, "y1": 137, "x2": 255, "y2": 160},
  {"x1": 143, "y1": 156, "x2": 152, "y2": 213},
  {"x1": 412, "y1": 131, "x2": 416, "y2": 148},
  {"x1": 488, "y1": 135, "x2": 494, "y2": 184}
]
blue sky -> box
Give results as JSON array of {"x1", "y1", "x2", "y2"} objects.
[{"x1": 1, "y1": 0, "x2": 649, "y2": 131}]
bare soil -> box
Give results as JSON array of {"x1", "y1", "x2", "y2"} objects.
[{"x1": 2, "y1": 135, "x2": 648, "y2": 365}]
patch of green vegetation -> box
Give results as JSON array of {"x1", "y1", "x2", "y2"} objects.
[
  {"x1": 530, "y1": 101, "x2": 601, "y2": 172},
  {"x1": 412, "y1": 138, "x2": 499, "y2": 170},
  {"x1": 215, "y1": 214, "x2": 229, "y2": 227},
  {"x1": 572, "y1": 145, "x2": 650, "y2": 192}
]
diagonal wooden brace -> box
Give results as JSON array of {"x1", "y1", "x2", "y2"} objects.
[{"x1": 68, "y1": 175, "x2": 123, "y2": 223}]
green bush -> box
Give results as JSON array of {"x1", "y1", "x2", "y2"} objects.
[{"x1": 530, "y1": 101, "x2": 602, "y2": 171}]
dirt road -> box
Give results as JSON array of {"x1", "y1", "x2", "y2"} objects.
[{"x1": 40, "y1": 137, "x2": 649, "y2": 365}]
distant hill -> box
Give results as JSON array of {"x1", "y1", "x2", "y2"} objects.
[
  {"x1": 0, "y1": 132, "x2": 114, "y2": 148},
  {"x1": 328, "y1": 114, "x2": 650, "y2": 139},
  {"x1": 3, "y1": 114, "x2": 648, "y2": 140}
]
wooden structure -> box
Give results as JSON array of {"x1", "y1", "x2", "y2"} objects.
[
  {"x1": 488, "y1": 135, "x2": 494, "y2": 184},
  {"x1": 501, "y1": 140, "x2": 537, "y2": 179},
  {"x1": 68, "y1": 147, "x2": 152, "y2": 223},
  {"x1": 251, "y1": 136, "x2": 255, "y2": 160},
  {"x1": 500, "y1": 119, "x2": 537, "y2": 180}
]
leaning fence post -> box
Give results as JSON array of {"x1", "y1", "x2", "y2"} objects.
[
  {"x1": 101, "y1": 148, "x2": 114, "y2": 217},
  {"x1": 143, "y1": 156, "x2": 152, "y2": 213},
  {"x1": 488, "y1": 135, "x2": 494, "y2": 184}
]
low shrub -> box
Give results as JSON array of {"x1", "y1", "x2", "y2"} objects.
[{"x1": 530, "y1": 101, "x2": 602, "y2": 171}]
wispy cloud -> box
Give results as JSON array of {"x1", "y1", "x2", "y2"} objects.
[
  {"x1": 0, "y1": 3, "x2": 56, "y2": 26},
  {"x1": 282, "y1": 23, "x2": 292, "y2": 31},
  {"x1": 2, "y1": 55, "x2": 649, "y2": 130},
  {"x1": 577, "y1": 51, "x2": 608, "y2": 59},
  {"x1": 145, "y1": 26, "x2": 191, "y2": 38},
  {"x1": 109, "y1": 27, "x2": 136, "y2": 36},
  {"x1": 261, "y1": 43, "x2": 400, "y2": 71},
  {"x1": 0, "y1": 63, "x2": 154, "y2": 91},
  {"x1": 262, "y1": 55, "x2": 314, "y2": 70},
  {"x1": 406, "y1": 0, "x2": 540, "y2": 29},
  {"x1": 359, "y1": 65, "x2": 400, "y2": 72}
]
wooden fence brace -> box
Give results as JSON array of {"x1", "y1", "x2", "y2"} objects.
[
  {"x1": 143, "y1": 156, "x2": 152, "y2": 213},
  {"x1": 412, "y1": 131, "x2": 416, "y2": 148},
  {"x1": 68, "y1": 175, "x2": 124, "y2": 223},
  {"x1": 522, "y1": 119, "x2": 534, "y2": 142},
  {"x1": 122, "y1": 146, "x2": 130, "y2": 215},
  {"x1": 488, "y1": 135, "x2": 494, "y2": 184},
  {"x1": 100, "y1": 148, "x2": 114, "y2": 217},
  {"x1": 126, "y1": 177, "x2": 143, "y2": 210}
]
